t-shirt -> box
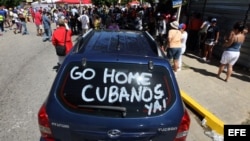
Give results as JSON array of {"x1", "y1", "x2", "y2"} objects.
[
  {"x1": 0, "y1": 9, "x2": 6, "y2": 21},
  {"x1": 168, "y1": 29, "x2": 182, "y2": 48},
  {"x1": 0, "y1": 9, "x2": 6, "y2": 16},
  {"x1": 206, "y1": 25, "x2": 219, "y2": 40},
  {"x1": 199, "y1": 21, "x2": 210, "y2": 33},
  {"x1": 78, "y1": 14, "x2": 89, "y2": 29},
  {"x1": 34, "y1": 11, "x2": 42, "y2": 25},
  {"x1": 189, "y1": 18, "x2": 202, "y2": 31}
]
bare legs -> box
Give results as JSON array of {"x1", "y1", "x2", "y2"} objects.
[
  {"x1": 217, "y1": 64, "x2": 226, "y2": 77},
  {"x1": 217, "y1": 64, "x2": 233, "y2": 82},
  {"x1": 225, "y1": 65, "x2": 233, "y2": 82},
  {"x1": 169, "y1": 59, "x2": 179, "y2": 73},
  {"x1": 173, "y1": 59, "x2": 179, "y2": 72},
  {"x1": 203, "y1": 44, "x2": 214, "y2": 61}
]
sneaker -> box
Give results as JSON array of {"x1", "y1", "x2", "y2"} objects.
[
  {"x1": 177, "y1": 68, "x2": 181, "y2": 71},
  {"x1": 202, "y1": 57, "x2": 206, "y2": 61},
  {"x1": 206, "y1": 60, "x2": 211, "y2": 63}
]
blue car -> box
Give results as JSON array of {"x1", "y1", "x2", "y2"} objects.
[{"x1": 38, "y1": 29, "x2": 190, "y2": 141}]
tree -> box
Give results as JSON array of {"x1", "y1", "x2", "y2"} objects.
[
  {"x1": 91, "y1": 0, "x2": 154, "y2": 7},
  {"x1": 91, "y1": 0, "x2": 122, "y2": 6},
  {"x1": 0, "y1": 0, "x2": 24, "y2": 7}
]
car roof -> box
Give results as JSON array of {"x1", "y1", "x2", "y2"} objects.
[{"x1": 72, "y1": 29, "x2": 163, "y2": 57}]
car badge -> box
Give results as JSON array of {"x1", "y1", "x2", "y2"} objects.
[{"x1": 107, "y1": 129, "x2": 121, "y2": 138}]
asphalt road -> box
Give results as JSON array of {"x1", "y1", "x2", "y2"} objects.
[{"x1": 0, "y1": 22, "x2": 212, "y2": 141}]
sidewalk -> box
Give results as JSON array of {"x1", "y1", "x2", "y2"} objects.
[{"x1": 176, "y1": 52, "x2": 250, "y2": 135}]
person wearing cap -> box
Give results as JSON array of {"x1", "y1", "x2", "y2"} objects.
[
  {"x1": 167, "y1": 21, "x2": 182, "y2": 73},
  {"x1": 51, "y1": 18, "x2": 73, "y2": 69},
  {"x1": 178, "y1": 23, "x2": 188, "y2": 71},
  {"x1": 198, "y1": 16, "x2": 212, "y2": 55},
  {"x1": 202, "y1": 18, "x2": 219, "y2": 62}
]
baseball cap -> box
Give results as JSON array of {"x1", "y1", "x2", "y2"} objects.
[
  {"x1": 179, "y1": 23, "x2": 186, "y2": 30},
  {"x1": 211, "y1": 18, "x2": 217, "y2": 22}
]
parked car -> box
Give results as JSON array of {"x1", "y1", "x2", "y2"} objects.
[{"x1": 38, "y1": 29, "x2": 190, "y2": 141}]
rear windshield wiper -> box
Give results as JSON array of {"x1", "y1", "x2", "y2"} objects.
[{"x1": 78, "y1": 105, "x2": 127, "y2": 117}]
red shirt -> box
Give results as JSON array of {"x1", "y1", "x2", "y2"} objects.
[
  {"x1": 189, "y1": 18, "x2": 202, "y2": 31},
  {"x1": 30, "y1": 8, "x2": 35, "y2": 17},
  {"x1": 34, "y1": 11, "x2": 42, "y2": 25},
  {"x1": 52, "y1": 26, "x2": 73, "y2": 54}
]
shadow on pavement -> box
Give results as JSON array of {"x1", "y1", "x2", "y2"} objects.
[
  {"x1": 53, "y1": 64, "x2": 60, "y2": 72},
  {"x1": 184, "y1": 52, "x2": 250, "y2": 82},
  {"x1": 189, "y1": 67, "x2": 218, "y2": 78},
  {"x1": 231, "y1": 73, "x2": 250, "y2": 82}
]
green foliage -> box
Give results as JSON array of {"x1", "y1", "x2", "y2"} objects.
[
  {"x1": 91, "y1": 0, "x2": 152, "y2": 6},
  {"x1": 91, "y1": 0, "x2": 119, "y2": 6},
  {"x1": 0, "y1": 0, "x2": 23, "y2": 7}
]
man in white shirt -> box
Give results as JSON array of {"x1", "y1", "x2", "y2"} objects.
[
  {"x1": 77, "y1": 10, "x2": 89, "y2": 35},
  {"x1": 71, "y1": 6, "x2": 78, "y2": 16}
]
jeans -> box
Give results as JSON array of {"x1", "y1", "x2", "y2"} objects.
[
  {"x1": 43, "y1": 27, "x2": 52, "y2": 41},
  {"x1": 21, "y1": 21, "x2": 28, "y2": 34},
  {"x1": 0, "y1": 21, "x2": 4, "y2": 32}
]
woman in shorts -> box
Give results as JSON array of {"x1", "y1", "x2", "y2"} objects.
[
  {"x1": 167, "y1": 21, "x2": 182, "y2": 73},
  {"x1": 217, "y1": 21, "x2": 246, "y2": 82}
]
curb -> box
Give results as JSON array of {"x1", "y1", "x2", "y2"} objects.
[{"x1": 180, "y1": 90, "x2": 224, "y2": 135}]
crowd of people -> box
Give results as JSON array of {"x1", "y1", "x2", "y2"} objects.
[
  {"x1": 0, "y1": 4, "x2": 248, "y2": 81},
  {"x1": 0, "y1": 4, "x2": 179, "y2": 37}
]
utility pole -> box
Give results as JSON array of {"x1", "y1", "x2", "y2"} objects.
[
  {"x1": 243, "y1": 4, "x2": 250, "y2": 26},
  {"x1": 51, "y1": 0, "x2": 54, "y2": 8},
  {"x1": 80, "y1": 0, "x2": 83, "y2": 14}
]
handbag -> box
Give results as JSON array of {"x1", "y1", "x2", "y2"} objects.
[{"x1": 55, "y1": 29, "x2": 68, "y2": 56}]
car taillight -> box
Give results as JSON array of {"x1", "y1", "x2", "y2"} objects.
[
  {"x1": 174, "y1": 110, "x2": 190, "y2": 141},
  {"x1": 38, "y1": 104, "x2": 55, "y2": 141}
]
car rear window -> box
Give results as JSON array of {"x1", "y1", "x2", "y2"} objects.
[{"x1": 57, "y1": 62, "x2": 176, "y2": 118}]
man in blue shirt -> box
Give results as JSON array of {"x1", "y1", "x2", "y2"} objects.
[
  {"x1": 0, "y1": 6, "x2": 7, "y2": 34},
  {"x1": 42, "y1": 11, "x2": 52, "y2": 41}
]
